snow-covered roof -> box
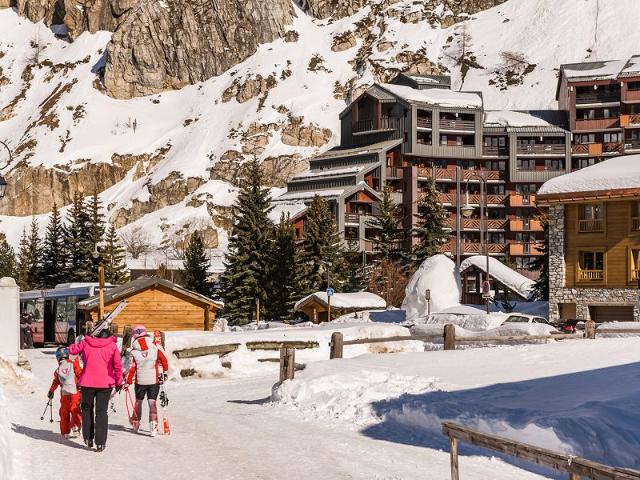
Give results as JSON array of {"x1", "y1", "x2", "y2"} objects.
[
  {"x1": 268, "y1": 201, "x2": 307, "y2": 223},
  {"x1": 276, "y1": 188, "x2": 348, "y2": 202},
  {"x1": 460, "y1": 256, "x2": 534, "y2": 300},
  {"x1": 379, "y1": 83, "x2": 483, "y2": 109},
  {"x1": 561, "y1": 59, "x2": 629, "y2": 81},
  {"x1": 620, "y1": 55, "x2": 640, "y2": 78},
  {"x1": 483, "y1": 110, "x2": 568, "y2": 132},
  {"x1": 294, "y1": 292, "x2": 386, "y2": 311},
  {"x1": 291, "y1": 163, "x2": 375, "y2": 181},
  {"x1": 538, "y1": 154, "x2": 640, "y2": 200},
  {"x1": 311, "y1": 139, "x2": 401, "y2": 162}
]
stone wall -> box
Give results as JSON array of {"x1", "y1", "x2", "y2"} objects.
[{"x1": 548, "y1": 203, "x2": 640, "y2": 322}]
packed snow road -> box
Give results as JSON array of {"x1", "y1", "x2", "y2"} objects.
[{"x1": 4, "y1": 348, "x2": 548, "y2": 480}]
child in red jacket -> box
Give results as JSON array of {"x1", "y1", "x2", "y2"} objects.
[{"x1": 48, "y1": 347, "x2": 83, "y2": 438}]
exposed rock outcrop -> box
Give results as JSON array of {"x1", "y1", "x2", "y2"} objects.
[
  {"x1": 104, "y1": 0, "x2": 293, "y2": 99},
  {"x1": 296, "y1": 0, "x2": 371, "y2": 20}
]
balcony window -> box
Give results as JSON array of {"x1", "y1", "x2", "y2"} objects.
[
  {"x1": 487, "y1": 160, "x2": 506, "y2": 171},
  {"x1": 575, "y1": 133, "x2": 596, "y2": 144},
  {"x1": 517, "y1": 159, "x2": 536, "y2": 171},
  {"x1": 578, "y1": 251, "x2": 604, "y2": 282},
  {"x1": 417, "y1": 131, "x2": 432, "y2": 145},
  {"x1": 441, "y1": 135, "x2": 474, "y2": 146},
  {"x1": 628, "y1": 81, "x2": 640, "y2": 91},
  {"x1": 417, "y1": 110, "x2": 433, "y2": 129},
  {"x1": 516, "y1": 184, "x2": 536, "y2": 196},
  {"x1": 573, "y1": 158, "x2": 599, "y2": 170},
  {"x1": 632, "y1": 202, "x2": 640, "y2": 231},
  {"x1": 578, "y1": 204, "x2": 604, "y2": 233},
  {"x1": 630, "y1": 249, "x2": 640, "y2": 282},
  {"x1": 545, "y1": 159, "x2": 564, "y2": 171},
  {"x1": 604, "y1": 132, "x2": 622, "y2": 143}
]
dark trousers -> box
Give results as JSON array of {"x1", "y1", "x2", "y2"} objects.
[
  {"x1": 81, "y1": 387, "x2": 112, "y2": 446},
  {"x1": 134, "y1": 384, "x2": 160, "y2": 423}
]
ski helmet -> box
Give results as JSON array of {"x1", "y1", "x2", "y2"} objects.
[
  {"x1": 55, "y1": 347, "x2": 69, "y2": 362},
  {"x1": 132, "y1": 325, "x2": 147, "y2": 338}
]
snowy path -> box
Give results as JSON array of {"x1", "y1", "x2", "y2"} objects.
[{"x1": 5, "y1": 349, "x2": 548, "y2": 480}]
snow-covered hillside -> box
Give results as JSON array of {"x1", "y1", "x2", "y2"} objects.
[{"x1": 1, "y1": 0, "x2": 639, "y2": 265}]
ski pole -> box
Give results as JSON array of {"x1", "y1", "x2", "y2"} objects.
[
  {"x1": 49, "y1": 399, "x2": 54, "y2": 423},
  {"x1": 40, "y1": 399, "x2": 52, "y2": 421}
]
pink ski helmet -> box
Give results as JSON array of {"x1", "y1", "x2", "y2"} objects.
[{"x1": 132, "y1": 325, "x2": 147, "y2": 338}]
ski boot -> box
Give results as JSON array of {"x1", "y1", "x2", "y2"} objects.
[
  {"x1": 150, "y1": 421, "x2": 158, "y2": 437},
  {"x1": 131, "y1": 419, "x2": 140, "y2": 433},
  {"x1": 84, "y1": 439, "x2": 93, "y2": 449},
  {"x1": 70, "y1": 426, "x2": 80, "y2": 438},
  {"x1": 96, "y1": 445, "x2": 105, "y2": 453}
]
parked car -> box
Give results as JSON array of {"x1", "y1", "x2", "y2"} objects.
[{"x1": 503, "y1": 314, "x2": 550, "y2": 325}]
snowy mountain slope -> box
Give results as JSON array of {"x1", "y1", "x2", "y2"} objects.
[{"x1": 0, "y1": 0, "x2": 639, "y2": 267}]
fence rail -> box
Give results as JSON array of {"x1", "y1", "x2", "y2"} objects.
[{"x1": 442, "y1": 421, "x2": 640, "y2": 480}]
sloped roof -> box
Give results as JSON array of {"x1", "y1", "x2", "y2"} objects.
[
  {"x1": 484, "y1": 110, "x2": 568, "y2": 133},
  {"x1": 460, "y1": 256, "x2": 534, "y2": 300},
  {"x1": 620, "y1": 55, "x2": 640, "y2": 78},
  {"x1": 277, "y1": 181, "x2": 381, "y2": 203},
  {"x1": 310, "y1": 138, "x2": 402, "y2": 162},
  {"x1": 560, "y1": 59, "x2": 628, "y2": 81},
  {"x1": 295, "y1": 291, "x2": 386, "y2": 311},
  {"x1": 290, "y1": 163, "x2": 377, "y2": 182},
  {"x1": 78, "y1": 277, "x2": 222, "y2": 310},
  {"x1": 379, "y1": 83, "x2": 483, "y2": 109}
]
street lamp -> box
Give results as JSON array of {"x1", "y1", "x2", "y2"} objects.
[{"x1": 461, "y1": 173, "x2": 491, "y2": 314}]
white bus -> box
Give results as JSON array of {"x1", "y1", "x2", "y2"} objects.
[{"x1": 20, "y1": 283, "x2": 112, "y2": 345}]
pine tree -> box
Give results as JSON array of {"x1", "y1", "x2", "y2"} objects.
[
  {"x1": 183, "y1": 230, "x2": 212, "y2": 297},
  {"x1": 412, "y1": 179, "x2": 449, "y2": 265},
  {"x1": 529, "y1": 216, "x2": 549, "y2": 301},
  {"x1": 297, "y1": 195, "x2": 344, "y2": 297},
  {"x1": 269, "y1": 214, "x2": 299, "y2": 321},
  {"x1": 87, "y1": 192, "x2": 106, "y2": 273},
  {"x1": 16, "y1": 219, "x2": 42, "y2": 290},
  {"x1": 0, "y1": 238, "x2": 16, "y2": 279},
  {"x1": 102, "y1": 224, "x2": 128, "y2": 284},
  {"x1": 220, "y1": 159, "x2": 274, "y2": 325},
  {"x1": 41, "y1": 204, "x2": 68, "y2": 288},
  {"x1": 65, "y1": 193, "x2": 94, "y2": 281},
  {"x1": 342, "y1": 241, "x2": 366, "y2": 292},
  {"x1": 367, "y1": 187, "x2": 405, "y2": 262}
]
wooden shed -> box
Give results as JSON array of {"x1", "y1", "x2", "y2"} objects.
[
  {"x1": 295, "y1": 291, "x2": 386, "y2": 323},
  {"x1": 77, "y1": 277, "x2": 222, "y2": 333}
]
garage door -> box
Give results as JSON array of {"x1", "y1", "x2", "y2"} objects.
[{"x1": 589, "y1": 306, "x2": 634, "y2": 323}]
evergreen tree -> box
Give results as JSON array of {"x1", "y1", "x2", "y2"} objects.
[
  {"x1": 16, "y1": 219, "x2": 42, "y2": 290},
  {"x1": 341, "y1": 241, "x2": 366, "y2": 292},
  {"x1": 0, "y1": 238, "x2": 16, "y2": 279},
  {"x1": 183, "y1": 230, "x2": 212, "y2": 297},
  {"x1": 297, "y1": 195, "x2": 344, "y2": 297},
  {"x1": 102, "y1": 224, "x2": 128, "y2": 284},
  {"x1": 87, "y1": 192, "x2": 106, "y2": 273},
  {"x1": 41, "y1": 204, "x2": 67, "y2": 288},
  {"x1": 65, "y1": 193, "x2": 94, "y2": 281},
  {"x1": 220, "y1": 159, "x2": 274, "y2": 325},
  {"x1": 529, "y1": 216, "x2": 549, "y2": 301},
  {"x1": 367, "y1": 187, "x2": 404, "y2": 262},
  {"x1": 269, "y1": 214, "x2": 299, "y2": 321},
  {"x1": 412, "y1": 179, "x2": 449, "y2": 265}
]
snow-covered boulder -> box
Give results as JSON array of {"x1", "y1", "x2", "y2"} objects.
[{"x1": 402, "y1": 255, "x2": 461, "y2": 321}]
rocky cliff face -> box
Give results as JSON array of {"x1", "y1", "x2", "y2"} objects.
[
  {"x1": 296, "y1": 0, "x2": 371, "y2": 19},
  {"x1": 104, "y1": 0, "x2": 293, "y2": 99}
]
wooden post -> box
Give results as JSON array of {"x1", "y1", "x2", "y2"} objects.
[
  {"x1": 330, "y1": 332, "x2": 344, "y2": 359},
  {"x1": 327, "y1": 295, "x2": 331, "y2": 322},
  {"x1": 449, "y1": 436, "x2": 459, "y2": 480},
  {"x1": 444, "y1": 324, "x2": 456, "y2": 351},
  {"x1": 279, "y1": 347, "x2": 295, "y2": 382},
  {"x1": 585, "y1": 320, "x2": 596, "y2": 339},
  {"x1": 255, "y1": 298, "x2": 260, "y2": 326},
  {"x1": 204, "y1": 307, "x2": 211, "y2": 331},
  {"x1": 98, "y1": 266, "x2": 105, "y2": 322}
]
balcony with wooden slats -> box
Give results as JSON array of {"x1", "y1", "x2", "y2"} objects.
[
  {"x1": 509, "y1": 194, "x2": 536, "y2": 207},
  {"x1": 575, "y1": 93, "x2": 620, "y2": 105},
  {"x1": 620, "y1": 114, "x2": 640, "y2": 128},
  {"x1": 416, "y1": 117, "x2": 433, "y2": 129},
  {"x1": 352, "y1": 116, "x2": 401, "y2": 134},
  {"x1": 417, "y1": 168, "x2": 505, "y2": 182},
  {"x1": 577, "y1": 266, "x2": 605, "y2": 282},
  {"x1": 436, "y1": 192, "x2": 507, "y2": 206},
  {"x1": 603, "y1": 142, "x2": 623, "y2": 154},
  {"x1": 509, "y1": 243, "x2": 544, "y2": 256},
  {"x1": 441, "y1": 240, "x2": 505, "y2": 255},
  {"x1": 574, "y1": 118, "x2": 620, "y2": 130},
  {"x1": 439, "y1": 119, "x2": 475, "y2": 132},
  {"x1": 578, "y1": 218, "x2": 604, "y2": 233},
  {"x1": 516, "y1": 144, "x2": 566, "y2": 156},
  {"x1": 623, "y1": 89, "x2": 640, "y2": 102},
  {"x1": 625, "y1": 140, "x2": 640, "y2": 152},
  {"x1": 445, "y1": 218, "x2": 507, "y2": 231},
  {"x1": 509, "y1": 219, "x2": 544, "y2": 232},
  {"x1": 482, "y1": 146, "x2": 509, "y2": 157}
]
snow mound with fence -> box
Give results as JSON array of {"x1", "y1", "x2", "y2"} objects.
[{"x1": 164, "y1": 323, "x2": 423, "y2": 379}]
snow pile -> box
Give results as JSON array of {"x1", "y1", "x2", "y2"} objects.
[
  {"x1": 402, "y1": 255, "x2": 461, "y2": 321},
  {"x1": 596, "y1": 321, "x2": 640, "y2": 338},
  {"x1": 538, "y1": 154, "x2": 640, "y2": 197},
  {"x1": 413, "y1": 309, "x2": 508, "y2": 331},
  {"x1": 460, "y1": 256, "x2": 535, "y2": 299},
  {"x1": 483, "y1": 110, "x2": 557, "y2": 128},
  {"x1": 411, "y1": 321, "x2": 555, "y2": 340},
  {"x1": 0, "y1": 385, "x2": 12, "y2": 480}
]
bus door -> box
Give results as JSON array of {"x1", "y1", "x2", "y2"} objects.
[{"x1": 44, "y1": 300, "x2": 56, "y2": 343}]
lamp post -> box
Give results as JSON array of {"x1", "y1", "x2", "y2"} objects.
[
  {"x1": 0, "y1": 140, "x2": 11, "y2": 199},
  {"x1": 461, "y1": 173, "x2": 491, "y2": 314}
]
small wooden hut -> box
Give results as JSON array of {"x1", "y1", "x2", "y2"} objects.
[{"x1": 295, "y1": 291, "x2": 386, "y2": 323}]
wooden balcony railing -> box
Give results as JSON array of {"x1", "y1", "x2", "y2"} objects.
[
  {"x1": 578, "y1": 218, "x2": 604, "y2": 233},
  {"x1": 417, "y1": 168, "x2": 505, "y2": 182},
  {"x1": 625, "y1": 140, "x2": 640, "y2": 151},
  {"x1": 345, "y1": 213, "x2": 374, "y2": 224},
  {"x1": 442, "y1": 240, "x2": 505, "y2": 255},
  {"x1": 439, "y1": 119, "x2": 475, "y2": 131},
  {"x1": 624, "y1": 89, "x2": 640, "y2": 102},
  {"x1": 436, "y1": 192, "x2": 507, "y2": 205},
  {"x1": 445, "y1": 218, "x2": 508, "y2": 231},
  {"x1": 352, "y1": 116, "x2": 400, "y2": 134},
  {"x1": 509, "y1": 194, "x2": 536, "y2": 207},
  {"x1": 577, "y1": 268, "x2": 604, "y2": 282},
  {"x1": 516, "y1": 144, "x2": 566, "y2": 155},
  {"x1": 632, "y1": 217, "x2": 640, "y2": 231},
  {"x1": 509, "y1": 243, "x2": 544, "y2": 256},
  {"x1": 386, "y1": 167, "x2": 404, "y2": 178},
  {"x1": 416, "y1": 117, "x2": 433, "y2": 129},
  {"x1": 575, "y1": 118, "x2": 620, "y2": 130},
  {"x1": 575, "y1": 93, "x2": 620, "y2": 104},
  {"x1": 482, "y1": 146, "x2": 509, "y2": 157},
  {"x1": 603, "y1": 142, "x2": 623, "y2": 154},
  {"x1": 620, "y1": 114, "x2": 640, "y2": 127},
  {"x1": 509, "y1": 219, "x2": 543, "y2": 231},
  {"x1": 572, "y1": 143, "x2": 602, "y2": 156}
]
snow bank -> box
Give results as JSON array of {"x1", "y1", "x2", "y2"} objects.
[
  {"x1": 402, "y1": 255, "x2": 461, "y2": 321},
  {"x1": 0, "y1": 386, "x2": 11, "y2": 480},
  {"x1": 411, "y1": 321, "x2": 556, "y2": 340},
  {"x1": 165, "y1": 323, "x2": 423, "y2": 379},
  {"x1": 330, "y1": 309, "x2": 406, "y2": 324},
  {"x1": 596, "y1": 321, "x2": 640, "y2": 338},
  {"x1": 413, "y1": 311, "x2": 508, "y2": 331}
]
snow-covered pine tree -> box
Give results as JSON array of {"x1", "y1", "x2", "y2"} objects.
[
  {"x1": 183, "y1": 230, "x2": 212, "y2": 297},
  {"x1": 529, "y1": 216, "x2": 549, "y2": 301},
  {"x1": 220, "y1": 159, "x2": 274, "y2": 325},
  {"x1": 412, "y1": 178, "x2": 449, "y2": 265},
  {"x1": 0, "y1": 237, "x2": 16, "y2": 279},
  {"x1": 341, "y1": 241, "x2": 366, "y2": 292},
  {"x1": 269, "y1": 213, "x2": 299, "y2": 321},
  {"x1": 16, "y1": 219, "x2": 42, "y2": 290},
  {"x1": 102, "y1": 224, "x2": 128, "y2": 284},
  {"x1": 367, "y1": 187, "x2": 404, "y2": 262},
  {"x1": 297, "y1": 195, "x2": 344, "y2": 297},
  {"x1": 41, "y1": 204, "x2": 68, "y2": 288},
  {"x1": 65, "y1": 193, "x2": 94, "y2": 281},
  {"x1": 87, "y1": 192, "x2": 106, "y2": 273}
]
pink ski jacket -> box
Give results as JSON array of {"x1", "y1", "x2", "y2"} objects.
[{"x1": 68, "y1": 336, "x2": 123, "y2": 389}]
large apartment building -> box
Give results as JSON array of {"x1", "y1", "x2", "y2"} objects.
[{"x1": 276, "y1": 57, "x2": 640, "y2": 273}]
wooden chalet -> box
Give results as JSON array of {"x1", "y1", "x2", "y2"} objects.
[
  {"x1": 78, "y1": 277, "x2": 222, "y2": 332},
  {"x1": 295, "y1": 291, "x2": 386, "y2": 323}
]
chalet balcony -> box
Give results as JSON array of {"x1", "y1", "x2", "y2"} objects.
[
  {"x1": 386, "y1": 167, "x2": 404, "y2": 179},
  {"x1": 625, "y1": 140, "x2": 640, "y2": 152},
  {"x1": 417, "y1": 167, "x2": 505, "y2": 182},
  {"x1": 620, "y1": 114, "x2": 640, "y2": 127},
  {"x1": 416, "y1": 117, "x2": 433, "y2": 129},
  {"x1": 445, "y1": 218, "x2": 508, "y2": 231},
  {"x1": 436, "y1": 192, "x2": 507, "y2": 206},
  {"x1": 439, "y1": 119, "x2": 475, "y2": 132},
  {"x1": 574, "y1": 118, "x2": 620, "y2": 130},
  {"x1": 509, "y1": 194, "x2": 536, "y2": 207},
  {"x1": 442, "y1": 240, "x2": 505, "y2": 255},
  {"x1": 482, "y1": 146, "x2": 509, "y2": 157},
  {"x1": 509, "y1": 219, "x2": 544, "y2": 232},
  {"x1": 516, "y1": 144, "x2": 566, "y2": 156},
  {"x1": 623, "y1": 89, "x2": 640, "y2": 102},
  {"x1": 578, "y1": 218, "x2": 604, "y2": 233},
  {"x1": 632, "y1": 217, "x2": 640, "y2": 231},
  {"x1": 603, "y1": 142, "x2": 624, "y2": 154},
  {"x1": 509, "y1": 243, "x2": 544, "y2": 256},
  {"x1": 352, "y1": 116, "x2": 400, "y2": 134},
  {"x1": 345, "y1": 213, "x2": 376, "y2": 224},
  {"x1": 572, "y1": 143, "x2": 602, "y2": 156},
  {"x1": 575, "y1": 93, "x2": 620, "y2": 105},
  {"x1": 577, "y1": 267, "x2": 604, "y2": 282}
]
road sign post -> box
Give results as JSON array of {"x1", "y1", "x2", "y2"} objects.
[
  {"x1": 326, "y1": 288, "x2": 334, "y2": 322},
  {"x1": 425, "y1": 289, "x2": 431, "y2": 316}
]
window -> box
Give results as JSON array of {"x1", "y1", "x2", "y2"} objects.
[
  {"x1": 628, "y1": 81, "x2": 640, "y2": 91},
  {"x1": 517, "y1": 159, "x2": 536, "y2": 171},
  {"x1": 573, "y1": 158, "x2": 598, "y2": 170},
  {"x1": 533, "y1": 317, "x2": 548, "y2": 324},
  {"x1": 575, "y1": 133, "x2": 596, "y2": 144},
  {"x1": 631, "y1": 202, "x2": 640, "y2": 231},
  {"x1": 516, "y1": 184, "x2": 537, "y2": 195},
  {"x1": 603, "y1": 108, "x2": 619, "y2": 119},
  {"x1": 604, "y1": 132, "x2": 622, "y2": 143},
  {"x1": 577, "y1": 109, "x2": 596, "y2": 120},
  {"x1": 417, "y1": 131, "x2": 432, "y2": 145},
  {"x1": 515, "y1": 257, "x2": 536, "y2": 270},
  {"x1": 578, "y1": 251, "x2": 604, "y2": 281},
  {"x1": 578, "y1": 204, "x2": 604, "y2": 232},
  {"x1": 545, "y1": 159, "x2": 564, "y2": 170},
  {"x1": 505, "y1": 315, "x2": 529, "y2": 323},
  {"x1": 487, "y1": 161, "x2": 506, "y2": 171}
]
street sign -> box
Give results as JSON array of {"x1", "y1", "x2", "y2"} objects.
[
  {"x1": 482, "y1": 293, "x2": 492, "y2": 300},
  {"x1": 425, "y1": 289, "x2": 431, "y2": 301},
  {"x1": 326, "y1": 288, "x2": 335, "y2": 297},
  {"x1": 481, "y1": 281, "x2": 491, "y2": 295}
]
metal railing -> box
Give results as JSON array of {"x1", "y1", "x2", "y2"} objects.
[
  {"x1": 352, "y1": 116, "x2": 400, "y2": 133},
  {"x1": 516, "y1": 144, "x2": 566, "y2": 155},
  {"x1": 577, "y1": 268, "x2": 604, "y2": 281},
  {"x1": 439, "y1": 119, "x2": 475, "y2": 131},
  {"x1": 386, "y1": 167, "x2": 403, "y2": 178},
  {"x1": 626, "y1": 140, "x2": 640, "y2": 151},
  {"x1": 578, "y1": 218, "x2": 604, "y2": 233},
  {"x1": 575, "y1": 92, "x2": 620, "y2": 104},
  {"x1": 482, "y1": 146, "x2": 509, "y2": 156},
  {"x1": 416, "y1": 117, "x2": 433, "y2": 129}
]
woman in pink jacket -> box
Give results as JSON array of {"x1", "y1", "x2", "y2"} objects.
[{"x1": 68, "y1": 329, "x2": 123, "y2": 452}]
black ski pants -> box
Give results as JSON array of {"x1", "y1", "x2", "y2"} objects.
[{"x1": 81, "y1": 387, "x2": 112, "y2": 446}]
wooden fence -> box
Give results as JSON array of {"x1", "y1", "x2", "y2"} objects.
[{"x1": 442, "y1": 422, "x2": 640, "y2": 480}]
